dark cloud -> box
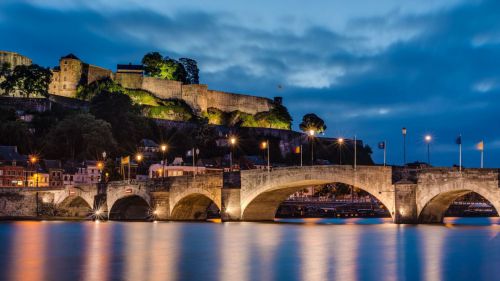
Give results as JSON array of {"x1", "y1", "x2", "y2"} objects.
[{"x1": 1, "y1": 0, "x2": 500, "y2": 167}]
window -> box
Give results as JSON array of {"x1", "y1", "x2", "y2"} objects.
[
  {"x1": 0, "y1": 170, "x2": 3, "y2": 176},
  {"x1": 63, "y1": 85, "x2": 66, "y2": 89}
]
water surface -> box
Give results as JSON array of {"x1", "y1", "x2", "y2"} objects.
[{"x1": 0, "y1": 218, "x2": 498, "y2": 281}]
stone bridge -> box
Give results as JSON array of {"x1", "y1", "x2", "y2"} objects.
[{"x1": 1, "y1": 166, "x2": 499, "y2": 223}]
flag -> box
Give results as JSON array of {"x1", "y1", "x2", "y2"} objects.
[
  {"x1": 294, "y1": 146, "x2": 301, "y2": 154},
  {"x1": 455, "y1": 135, "x2": 462, "y2": 145},
  {"x1": 378, "y1": 141, "x2": 385, "y2": 149},
  {"x1": 120, "y1": 156, "x2": 130, "y2": 165},
  {"x1": 476, "y1": 141, "x2": 484, "y2": 151}
]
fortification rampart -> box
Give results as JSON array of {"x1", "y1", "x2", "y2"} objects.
[{"x1": 43, "y1": 53, "x2": 277, "y2": 116}]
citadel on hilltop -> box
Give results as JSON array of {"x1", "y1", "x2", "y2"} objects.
[{"x1": 48, "y1": 53, "x2": 279, "y2": 115}]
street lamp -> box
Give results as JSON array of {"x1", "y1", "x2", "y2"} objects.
[
  {"x1": 338, "y1": 138, "x2": 344, "y2": 165},
  {"x1": 425, "y1": 134, "x2": 432, "y2": 165},
  {"x1": 261, "y1": 140, "x2": 270, "y2": 171},
  {"x1": 229, "y1": 136, "x2": 237, "y2": 171},
  {"x1": 402, "y1": 127, "x2": 407, "y2": 165},
  {"x1": 28, "y1": 155, "x2": 37, "y2": 187},
  {"x1": 135, "y1": 153, "x2": 143, "y2": 180},
  {"x1": 160, "y1": 144, "x2": 168, "y2": 179},
  {"x1": 308, "y1": 130, "x2": 315, "y2": 165}
]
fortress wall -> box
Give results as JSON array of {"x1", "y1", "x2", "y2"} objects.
[
  {"x1": 181, "y1": 84, "x2": 208, "y2": 112},
  {"x1": 86, "y1": 65, "x2": 113, "y2": 84},
  {"x1": 206, "y1": 90, "x2": 272, "y2": 114},
  {"x1": 141, "y1": 77, "x2": 182, "y2": 100},
  {"x1": 48, "y1": 70, "x2": 60, "y2": 95},
  {"x1": 115, "y1": 72, "x2": 143, "y2": 89}
]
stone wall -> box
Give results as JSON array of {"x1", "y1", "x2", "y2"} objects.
[
  {"x1": 115, "y1": 72, "x2": 143, "y2": 89},
  {"x1": 0, "y1": 51, "x2": 33, "y2": 97},
  {"x1": 86, "y1": 64, "x2": 113, "y2": 85},
  {"x1": 141, "y1": 77, "x2": 183, "y2": 100},
  {"x1": 206, "y1": 90, "x2": 272, "y2": 114}
]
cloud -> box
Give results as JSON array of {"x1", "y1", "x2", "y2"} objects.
[{"x1": 2, "y1": 0, "x2": 500, "y2": 167}]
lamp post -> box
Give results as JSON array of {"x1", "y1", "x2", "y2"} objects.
[
  {"x1": 29, "y1": 156, "x2": 37, "y2": 187},
  {"x1": 425, "y1": 135, "x2": 432, "y2": 165},
  {"x1": 135, "y1": 153, "x2": 143, "y2": 180},
  {"x1": 308, "y1": 130, "x2": 315, "y2": 166},
  {"x1": 402, "y1": 127, "x2": 407, "y2": 165},
  {"x1": 160, "y1": 144, "x2": 167, "y2": 179},
  {"x1": 229, "y1": 136, "x2": 237, "y2": 171},
  {"x1": 338, "y1": 138, "x2": 344, "y2": 165},
  {"x1": 261, "y1": 140, "x2": 270, "y2": 171}
]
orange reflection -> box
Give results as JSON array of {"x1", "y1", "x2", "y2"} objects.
[
  {"x1": 83, "y1": 221, "x2": 111, "y2": 281},
  {"x1": 10, "y1": 221, "x2": 47, "y2": 281}
]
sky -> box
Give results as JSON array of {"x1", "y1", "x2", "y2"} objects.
[{"x1": 1, "y1": 0, "x2": 500, "y2": 167}]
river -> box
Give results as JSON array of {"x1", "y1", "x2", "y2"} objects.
[{"x1": 0, "y1": 217, "x2": 499, "y2": 281}]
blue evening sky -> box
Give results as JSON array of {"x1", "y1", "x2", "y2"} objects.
[{"x1": 1, "y1": 0, "x2": 500, "y2": 167}]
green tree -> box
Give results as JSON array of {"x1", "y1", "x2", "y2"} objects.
[
  {"x1": 141, "y1": 52, "x2": 164, "y2": 78},
  {"x1": 179, "y1": 58, "x2": 199, "y2": 84},
  {"x1": 0, "y1": 64, "x2": 52, "y2": 98},
  {"x1": 44, "y1": 113, "x2": 116, "y2": 160},
  {"x1": 141, "y1": 52, "x2": 188, "y2": 83},
  {"x1": 299, "y1": 113, "x2": 326, "y2": 134},
  {"x1": 90, "y1": 91, "x2": 151, "y2": 155},
  {"x1": 76, "y1": 77, "x2": 125, "y2": 101}
]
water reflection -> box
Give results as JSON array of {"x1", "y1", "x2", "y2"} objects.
[
  {"x1": 8, "y1": 221, "x2": 48, "y2": 281},
  {"x1": 0, "y1": 218, "x2": 498, "y2": 281}
]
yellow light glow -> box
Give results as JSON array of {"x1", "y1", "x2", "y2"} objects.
[
  {"x1": 261, "y1": 141, "x2": 268, "y2": 149},
  {"x1": 425, "y1": 135, "x2": 432, "y2": 142},
  {"x1": 136, "y1": 154, "x2": 143, "y2": 162},
  {"x1": 30, "y1": 156, "x2": 37, "y2": 164},
  {"x1": 308, "y1": 129, "x2": 315, "y2": 136},
  {"x1": 338, "y1": 138, "x2": 344, "y2": 144},
  {"x1": 161, "y1": 144, "x2": 167, "y2": 152},
  {"x1": 229, "y1": 137, "x2": 237, "y2": 145},
  {"x1": 97, "y1": 162, "x2": 103, "y2": 169}
]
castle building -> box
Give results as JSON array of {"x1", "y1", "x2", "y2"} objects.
[
  {"x1": 48, "y1": 54, "x2": 276, "y2": 115},
  {"x1": 0, "y1": 51, "x2": 32, "y2": 68},
  {"x1": 49, "y1": 54, "x2": 113, "y2": 97},
  {"x1": 0, "y1": 51, "x2": 33, "y2": 96}
]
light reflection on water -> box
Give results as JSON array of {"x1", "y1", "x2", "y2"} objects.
[{"x1": 0, "y1": 218, "x2": 498, "y2": 281}]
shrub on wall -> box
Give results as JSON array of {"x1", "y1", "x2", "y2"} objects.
[
  {"x1": 203, "y1": 105, "x2": 292, "y2": 130},
  {"x1": 145, "y1": 99, "x2": 194, "y2": 121}
]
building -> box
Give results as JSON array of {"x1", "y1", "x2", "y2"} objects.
[
  {"x1": 43, "y1": 160, "x2": 64, "y2": 188},
  {"x1": 0, "y1": 51, "x2": 31, "y2": 69},
  {"x1": 49, "y1": 54, "x2": 113, "y2": 97},
  {"x1": 0, "y1": 51, "x2": 33, "y2": 97},
  {"x1": 45, "y1": 53, "x2": 277, "y2": 115},
  {"x1": 148, "y1": 163, "x2": 209, "y2": 178},
  {"x1": 73, "y1": 161, "x2": 102, "y2": 185},
  {"x1": 0, "y1": 165, "x2": 24, "y2": 187}
]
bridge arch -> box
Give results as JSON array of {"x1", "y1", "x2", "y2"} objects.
[
  {"x1": 418, "y1": 189, "x2": 500, "y2": 223},
  {"x1": 57, "y1": 195, "x2": 93, "y2": 217},
  {"x1": 240, "y1": 166, "x2": 395, "y2": 221},
  {"x1": 416, "y1": 171, "x2": 500, "y2": 223},
  {"x1": 109, "y1": 195, "x2": 151, "y2": 220},
  {"x1": 170, "y1": 193, "x2": 221, "y2": 220}
]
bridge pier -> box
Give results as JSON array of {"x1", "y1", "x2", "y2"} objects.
[
  {"x1": 394, "y1": 183, "x2": 418, "y2": 224},
  {"x1": 150, "y1": 192, "x2": 170, "y2": 220},
  {"x1": 221, "y1": 188, "x2": 241, "y2": 221}
]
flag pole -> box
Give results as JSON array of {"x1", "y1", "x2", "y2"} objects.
[
  {"x1": 481, "y1": 142, "x2": 484, "y2": 168},
  {"x1": 459, "y1": 134, "x2": 462, "y2": 172},
  {"x1": 300, "y1": 145, "x2": 303, "y2": 167},
  {"x1": 354, "y1": 135, "x2": 357, "y2": 170},
  {"x1": 384, "y1": 140, "x2": 387, "y2": 167}
]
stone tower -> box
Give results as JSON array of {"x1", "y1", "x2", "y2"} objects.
[{"x1": 49, "y1": 54, "x2": 83, "y2": 97}]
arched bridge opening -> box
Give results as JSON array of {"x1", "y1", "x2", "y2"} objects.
[
  {"x1": 57, "y1": 196, "x2": 92, "y2": 218},
  {"x1": 242, "y1": 181, "x2": 393, "y2": 221},
  {"x1": 276, "y1": 183, "x2": 391, "y2": 219},
  {"x1": 419, "y1": 190, "x2": 499, "y2": 223},
  {"x1": 109, "y1": 195, "x2": 150, "y2": 221},
  {"x1": 170, "y1": 193, "x2": 221, "y2": 221}
]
